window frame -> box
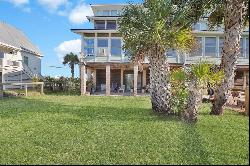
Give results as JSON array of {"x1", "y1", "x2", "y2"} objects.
[
  {"x1": 84, "y1": 38, "x2": 95, "y2": 57},
  {"x1": 204, "y1": 36, "x2": 217, "y2": 57},
  {"x1": 110, "y1": 38, "x2": 122, "y2": 56}
]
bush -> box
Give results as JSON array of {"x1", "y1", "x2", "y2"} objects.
[
  {"x1": 43, "y1": 76, "x2": 80, "y2": 94},
  {"x1": 169, "y1": 68, "x2": 188, "y2": 115}
]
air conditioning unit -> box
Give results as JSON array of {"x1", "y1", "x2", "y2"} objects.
[{"x1": 99, "y1": 48, "x2": 107, "y2": 56}]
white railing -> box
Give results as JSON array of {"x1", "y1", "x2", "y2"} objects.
[{"x1": 0, "y1": 82, "x2": 44, "y2": 98}]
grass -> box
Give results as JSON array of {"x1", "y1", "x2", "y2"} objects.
[{"x1": 0, "y1": 95, "x2": 249, "y2": 165}]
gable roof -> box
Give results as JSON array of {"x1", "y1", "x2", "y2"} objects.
[{"x1": 0, "y1": 22, "x2": 41, "y2": 56}]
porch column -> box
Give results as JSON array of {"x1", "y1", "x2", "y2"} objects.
[
  {"x1": 120, "y1": 68, "x2": 124, "y2": 87},
  {"x1": 80, "y1": 64, "x2": 86, "y2": 95},
  {"x1": 106, "y1": 64, "x2": 111, "y2": 96},
  {"x1": 134, "y1": 65, "x2": 138, "y2": 96},
  {"x1": 243, "y1": 71, "x2": 247, "y2": 90},
  {"x1": 142, "y1": 69, "x2": 147, "y2": 87}
]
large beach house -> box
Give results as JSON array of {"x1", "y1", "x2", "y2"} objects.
[
  {"x1": 0, "y1": 22, "x2": 42, "y2": 89},
  {"x1": 71, "y1": 4, "x2": 249, "y2": 96}
]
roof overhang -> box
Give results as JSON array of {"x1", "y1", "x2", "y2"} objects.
[
  {"x1": 71, "y1": 29, "x2": 118, "y2": 35},
  {"x1": 0, "y1": 42, "x2": 21, "y2": 52}
]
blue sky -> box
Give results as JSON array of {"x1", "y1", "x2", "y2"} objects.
[{"x1": 0, "y1": 0, "x2": 141, "y2": 77}]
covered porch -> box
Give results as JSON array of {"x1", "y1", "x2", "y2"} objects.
[{"x1": 80, "y1": 62, "x2": 150, "y2": 96}]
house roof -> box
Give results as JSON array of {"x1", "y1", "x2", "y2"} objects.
[{"x1": 0, "y1": 22, "x2": 42, "y2": 56}]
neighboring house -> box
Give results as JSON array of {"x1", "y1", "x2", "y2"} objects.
[
  {"x1": 71, "y1": 4, "x2": 249, "y2": 95},
  {"x1": 0, "y1": 22, "x2": 43, "y2": 89}
]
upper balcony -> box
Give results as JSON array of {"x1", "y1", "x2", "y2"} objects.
[{"x1": 90, "y1": 4, "x2": 127, "y2": 17}]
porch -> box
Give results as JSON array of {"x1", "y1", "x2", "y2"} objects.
[{"x1": 80, "y1": 63, "x2": 150, "y2": 96}]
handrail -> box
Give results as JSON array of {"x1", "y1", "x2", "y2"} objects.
[{"x1": 0, "y1": 82, "x2": 44, "y2": 86}]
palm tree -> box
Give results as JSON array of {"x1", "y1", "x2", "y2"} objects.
[
  {"x1": 176, "y1": 0, "x2": 248, "y2": 115},
  {"x1": 118, "y1": 0, "x2": 196, "y2": 113},
  {"x1": 62, "y1": 52, "x2": 79, "y2": 79},
  {"x1": 210, "y1": 0, "x2": 248, "y2": 115}
]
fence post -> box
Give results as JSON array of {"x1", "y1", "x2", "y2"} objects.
[
  {"x1": 41, "y1": 83, "x2": 44, "y2": 94},
  {"x1": 25, "y1": 84, "x2": 28, "y2": 97},
  {"x1": 245, "y1": 86, "x2": 249, "y2": 116}
]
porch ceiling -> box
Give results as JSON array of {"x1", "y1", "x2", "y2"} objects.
[{"x1": 85, "y1": 62, "x2": 149, "y2": 70}]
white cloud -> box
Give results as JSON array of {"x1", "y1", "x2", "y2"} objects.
[
  {"x1": 68, "y1": 3, "x2": 93, "y2": 24},
  {"x1": 37, "y1": 0, "x2": 68, "y2": 10},
  {"x1": 54, "y1": 39, "x2": 81, "y2": 62},
  {"x1": 6, "y1": 0, "x2": 29, "y2": 6}
]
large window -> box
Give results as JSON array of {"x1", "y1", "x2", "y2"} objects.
[
  {"x1": 106, "y1": 21, "x2": 117, "y2": 29},
  {"x1": 205, "y1": 37, "x2": 216, "y2": 57},
  {"x1": 191, "y1": 37, "x2": 202, "y2": 56},
  {"x1": 95, "y1": 20, "x2": 105, "y2": 29},
  {"x1": 84, "y1": 39, "x2": 94, "y2": 56},
  {"x1": 111, "y1": 39, "x2": 121, "y2": 56},
  {"x1": 219, "y1": 37, "x2": 224, "y2": 57},
  {"x1": 111, "y1": 10, "x2": 118, "y2": 16},
  {"x1": 97, "y1": 39, "x2": 108, "y2": 47},
  {"x1": 97, "y1": 39, "x2": 108, "y2": 56},
  {"x1": 246, "y1": 38, "x2": 249, "y2": 58},
  {"x1": 103, "y1": 10, "x2": 110, "y2": 16}
]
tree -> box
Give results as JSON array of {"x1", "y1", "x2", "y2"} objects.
[
  {"x1": 210, "y1": 0, "x2": 248, "y2": 115},
  {"x1": 183, "y1": 61, "x2": 224, "y2": 122},
  {"x1": 175, "y1": 0, "x2": 249, "y2": 115},
  {"x1": 62, "y1": 52, "x2": 79, "y2": 79},
  {"x1": 118, "y1": 0, "x2": 196, "y2": 113}
]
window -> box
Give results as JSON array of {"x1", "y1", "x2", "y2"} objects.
[
  {"x1": 200, "y1": 22, "x2": 208, "y2": 31},
  {"x1": 111, "y1": 33, "x2": 121, "y2": 37},
  {"x1": 98, "y1": 39, "x2": 108, "y2": 47},
  {"x1": 166, "y1": 49, "x2": 176, "y2": 57},
  {"x1": 0, "y1": 51, "x2": 4, "y2": 58},
  {"x1": 95, "y1": 20, "x2": 105, "y2": 29},
  {"x1": 97, "y1": 33, "x2": 109, "y2": 37},
  {"x1": 246, "y1": 38, "x2": 249, "y2": 59},
  {"x1": 240, "y1": 38, "x2": 244, "y2": 57},
  {"x1": 205, "y1": 37, "x2": 216, "y2": 57},
  {"x1": 103, "y1": 10, "x2": 110, "y2": 16},
  {"x1": 191, "y1": 37, "x2": 202, "y2": 56},
  {"x1": 84, "y1": 33, "x2": 95, "y2": 37},
  {"x1": 219, "y1": 37, "x2": 224, "y2": 57},
  {"x1": 24, "y1": 56, "x2": 28, "y2": 66},
  {"x1": 84, "y1": 39, "x2": 94, "y2": 56},
  {"x1": 106, "y1": 21, "x2": 117, "y2": 29},
  {"x1": 111, "y1": 39, "x2": 121, "y2": 56},
  {"x1": 96, "y1": 10, "x2": 102, "y2": 16},
  {"x1": 192, "y1": 23, "x2": 200, "y2": 31},
  {"x1": 111, "y1": 10, "x2": 118, "y2": 16}
]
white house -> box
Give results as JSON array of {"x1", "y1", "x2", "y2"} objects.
[
  {"x1": 71, "y1": 4, "x2": 249, "y2": 95},
  {"x1": 0, "y1": 22, "x2": 43, "y2": 89}
]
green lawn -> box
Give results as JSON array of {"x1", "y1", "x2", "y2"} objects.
[{"x1": 0, "y1": 95, "x2": 249, "y2": 165}]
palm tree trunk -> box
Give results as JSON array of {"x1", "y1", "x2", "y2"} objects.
[
  {"x1": 70, "y1": 64, "x2": 74, "y2": 79},
  {"x1": 211, "y1": 0, "x2": 248, "y2": 115},
  {"x1": 148, "y1": 45, "x2": 171, "y2": 113},
  {"x1": 183, "y1": 78, "x2": 200, "y2": 122}
]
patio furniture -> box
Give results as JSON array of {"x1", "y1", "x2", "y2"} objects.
[{"x1": 118, "y1": 85, "x2": 125, "y2": 93}]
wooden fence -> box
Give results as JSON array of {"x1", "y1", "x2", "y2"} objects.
[{"x1": 0, "y1": 82, "x2": 44, "y2": 98}]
